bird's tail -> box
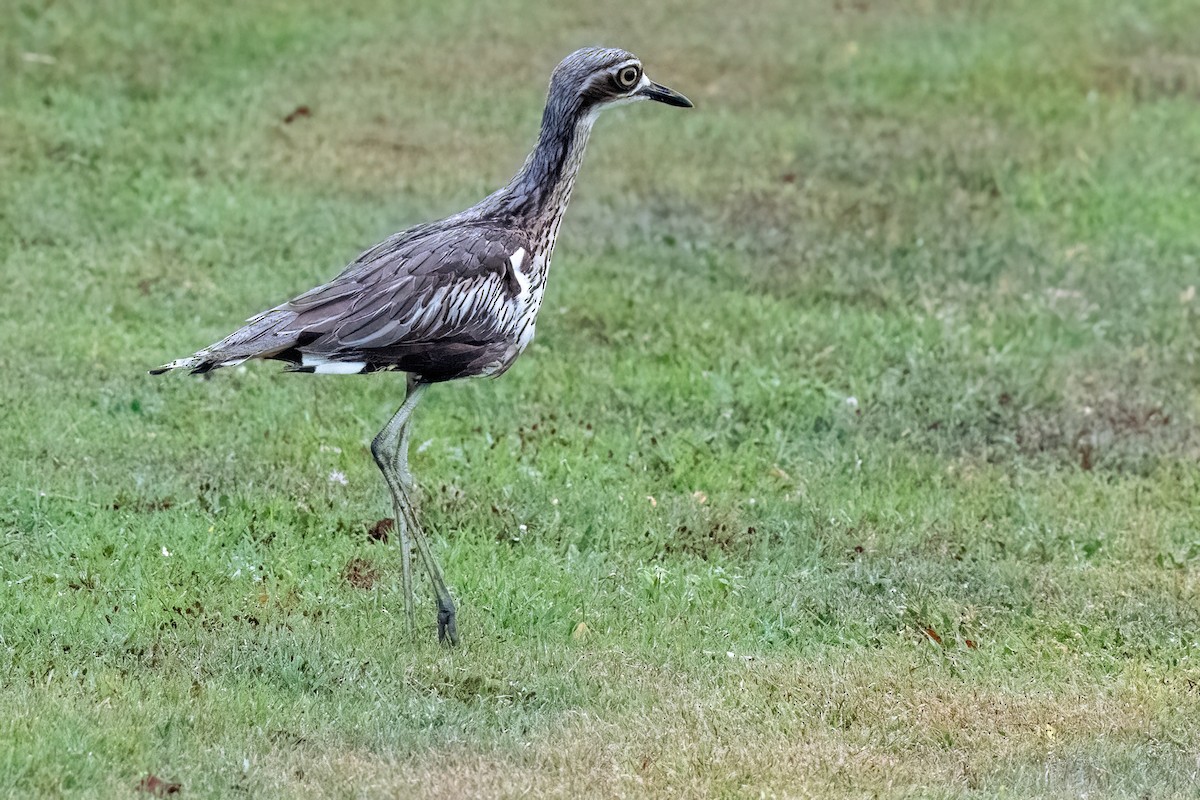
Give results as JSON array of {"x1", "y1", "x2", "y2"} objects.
[
  {"x1": 149, "y1": 355, "x2": 201, "y2": 375},
  {"x1": 148, "y1": 352, "x2": 247, "y2": 375},
  {"x1": 149, "y1": 309, "x2": 296, "y2": 375}
]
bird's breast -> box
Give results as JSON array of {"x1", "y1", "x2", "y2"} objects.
[{"x1": 499, "y1": 250, "x2": 549, "y2": 361}]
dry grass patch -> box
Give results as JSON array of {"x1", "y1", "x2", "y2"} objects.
[
  {"x1": 1095, "y1": 53, "x2": 1200, "y2": 102},
  {"x1": 241, "y1": 651, "x2": 1196, "y2": 798}
]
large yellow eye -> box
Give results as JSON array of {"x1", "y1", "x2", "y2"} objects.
[{"x1": 616, "y1": 65, "x2": 641, "y2": 89}]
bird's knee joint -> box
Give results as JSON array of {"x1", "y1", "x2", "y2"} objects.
[{"x1": 370, "y1": 435, "x2": 388, "y2": 464}]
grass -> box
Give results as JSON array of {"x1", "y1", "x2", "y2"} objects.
[{"x1": 3, "y1": 0, "x2": 1200, "y2": 796}]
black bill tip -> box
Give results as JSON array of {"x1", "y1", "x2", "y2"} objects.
[{"x1": 639, "y1": 80, "x2": 694, "y2": 108}]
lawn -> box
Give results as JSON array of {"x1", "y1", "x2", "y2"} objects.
[{"x1": 3, "y1": 0, "x2": 1200, "y2": 797}]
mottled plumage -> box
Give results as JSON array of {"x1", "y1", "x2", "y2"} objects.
[
  {"x1": 171, "y1": 224, "x2": 537, "y2": 381},
  {"x1": 152, "y1": 47, "x2": 692, "y2": 643}
]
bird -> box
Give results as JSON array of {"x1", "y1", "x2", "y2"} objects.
[{"x1": 151, "y1": 47, "x2": 693, "y2": 645}]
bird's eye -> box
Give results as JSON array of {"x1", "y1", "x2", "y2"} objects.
[{"x1": 616, "y1": 65, "x2": 640, "y2": 89}]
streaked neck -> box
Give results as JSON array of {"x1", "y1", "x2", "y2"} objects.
[{"x1": 493, "y1": 95, "x2": 598, "y2": 226}]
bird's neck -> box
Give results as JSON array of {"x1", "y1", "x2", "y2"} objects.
[{"x1": 496, "y1": 95, "x2": 598, "y2": 231}]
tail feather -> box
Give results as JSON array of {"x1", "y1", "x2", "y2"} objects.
[
  {"x1": 148, "y1": 355, "x2": 202, "y2": 375},
  {"x1": 149, "y1": 354, "x2": 249, "y2": 375},
  {"x1": 150, "y1": 309, "x2": 298, "y2": 375}
]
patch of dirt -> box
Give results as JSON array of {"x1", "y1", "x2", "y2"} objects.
[
  {"x1": 1095, "y1": 53, "x2": 1200, "y2": 102},
  {"x1": 920, "y1": 390, "x2": 1198, "y2": 473},
  {"x1": 658, "y1": 496, "x2": 754, "y2": 559},
  {"x1": 136, "y1": 774, "x2": 181, "y2": 796},
  {"x1": 367, "y1": 518, "x2": 393, "y2": 543},
  {"x1": 1012, "y1": 399, "x2": 1176, "y2": 471},
  {"x1": 109, "y1": 496, "x2": 174, "y2": 513},
  {"x1": 342, "y1": 557, "x2": 380, "y2": 590}
]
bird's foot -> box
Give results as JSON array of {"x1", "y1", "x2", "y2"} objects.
[{"x1": 437, "y1": 600, "x2": 458, "y2": 646}]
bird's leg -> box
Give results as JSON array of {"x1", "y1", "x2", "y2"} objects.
[
  {"x1": 396, "y1": 513, "x2": 415, "y2": 635},
  {"x1": 390, "y1": 434, "x2": 415, "y2": 639},
  {"x1": 390, "y1": 395, "x2": 459, "y2": 646},
  {"x1": 370, "y1": 378, "x2": 459, "y2": 646},
  {"x1": 371, "y1": 379, "x2": 426, "y2": 638},
  {"x1": 398, "y1": 500, "x2": 459, "y2": 646}
]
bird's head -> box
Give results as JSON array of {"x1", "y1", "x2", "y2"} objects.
[{"x1": 549, "y1": 47, "x2": 693, "y2": 112}]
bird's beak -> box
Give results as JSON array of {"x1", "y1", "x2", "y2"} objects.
[{"x1": 638, "y1": 79, "x2": 694, "y2": 108}]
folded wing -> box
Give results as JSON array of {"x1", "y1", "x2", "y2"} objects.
[{"x1": 152, "y1": 223, "x2": 532, "y2": 382}]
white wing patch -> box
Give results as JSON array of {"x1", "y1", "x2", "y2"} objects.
[
  {"x1": 301, "y1": 354, "x2": 366, "y2": 374},
  {"x1": 510, "y1": 248, "x2": 531, "y2": 301}
]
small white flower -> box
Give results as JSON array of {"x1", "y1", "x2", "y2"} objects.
[
  {"x1": 328, "y1": 470, "x2": 348, "y2": 486},
  {"x1": 161, "y1": 546, "x2": 171, "y2": 557},
  {"x1": 845, "y1": 396, "x2": 859, "y2": 410}
]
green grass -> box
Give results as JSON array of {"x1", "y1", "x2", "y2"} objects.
[{"x1": 3, "y1": 0, "x2": 1200, "y2": 796}]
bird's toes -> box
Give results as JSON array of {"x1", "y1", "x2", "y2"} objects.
[{"x1": 437, "y1": 604, "x2": 459, "y2": 647}]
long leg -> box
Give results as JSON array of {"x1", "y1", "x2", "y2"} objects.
[
  {"x1": 371, "y1": 379, "x2": 421, "y2": 635},
  {"x1": 370, "y1": 377, "x2": 459, "y2": 645},
  {"x1": 390, "y1": 398, "x2": 459, "y2": 645},
  {"x1": 397, "y1": 499, "x2": 458, "y2": 645}
]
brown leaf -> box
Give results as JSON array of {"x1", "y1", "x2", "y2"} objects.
[
  {"x1": 922, "y1": 627, "x2": 943, "y2": 645},
  {"x1": 137, "y1": 775, "x2": 181, "y2": 796},
  {"x1": 283, "y1": 105, "x2": 311, "y2": 124}
]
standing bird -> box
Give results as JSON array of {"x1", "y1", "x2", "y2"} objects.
[{"x1": 152, "y1": 47, "x2": 692, "y2": 645}]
